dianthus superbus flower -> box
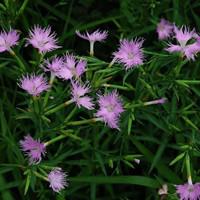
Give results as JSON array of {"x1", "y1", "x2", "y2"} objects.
[
  {"x1": 113, "y1": 38, "x2": 144, "y2": 70},
  {"x1": 26, "y1": 25, "x2": 60, "y2": 53},
  {"x1": 0, "y1": 29, "x2": 19, "y2": 52},
  {"x1": 96, "y1": 91, "x2": 124, "y2": 129},
  {"x1": 42, "y1": 56, "x2": 63, "y2": 78},
  {"x1": 176, "y1": 182, "x2": 200, "y2": 200},
  {"x1": 165, "y1": 26, "x2": 200, "y2": 60},
  {"x1": 71, "y1": 81, "x2": 94, "y2": 110},
  {"x1": 76, "y1": 29, "x2": 108, "y2": 56},
  {"x1": 20, "y1": 135, "x2": 46, "y2": 164},
  {"x1": 157, "y1": 19, "x2": 173, "y2": 40},
  {"x1": 57, "y1": 54, "x2": 86, "y2": 80},
  {"x1": 48, "y1": 168, "x2": 68, "y2": 193},
  {"x1": 19, "y1": 74, "x2": 50, "y2": 96}
]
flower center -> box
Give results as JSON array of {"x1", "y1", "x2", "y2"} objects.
[
  {"x1": 127, "y1": 52, "x2": 134, "y2": 59},
  {"x1": 106, "y1": 104, "x2": 114, "y2": 112},
  {"x1": 188, "y1": 185, "x2": 194, "y2": 193}
]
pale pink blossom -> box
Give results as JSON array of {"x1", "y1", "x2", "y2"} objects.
[
  {"x1": 165, "y1": 26, "x2": 200, "y2": 60},
  {"x1": 20, "y1": 135, "x2": 46, "y2": 164},
  {"x1": 96, "y1": 91, "x2": 124, "y2": 129},
  {"x1": 76, "y1": 29, "x2": 108, "y2": 56},
  {"x1": 157, "y1": 19, "x2": 173, "y2": 40},
  {"x1": 176, "y1": 182, "x2": 200, "y2": 200},
  {"x1": 19, "y1": 74, "x2": 50, "y2": 96},
  {"x1": 57, "y1": 54, "x2": 86, "y2": 80},
  {"x1": 26, "y1": 25, "x2": 60, "y2": 53},
  {"x1": 0, "y1": 29, "x2": 19, "y2": 52},
  {"x1": 71, "y1": 81, "x2": 94, "y2": 110},
  {"x1": 48, "y1": 168, "x2": 68, "y2": 193},
  {"x1": 113, "y1": 38, "x2": 144, "y2": 69}
]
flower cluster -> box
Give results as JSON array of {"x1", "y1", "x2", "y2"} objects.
[
  {"x1": 157, "y1": 18, "x2": 200, "y2": 60},
  {"x1": 10, "y1": 19, "x2": 198, "y2": 196}
]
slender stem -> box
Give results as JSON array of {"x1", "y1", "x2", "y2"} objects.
[
  {"x1": 33, "y1": 171, "x2": 48, "y2": 181},
  {"x1": 186, "y1": 153, "x2": 192, "y2": 185},
  {"x1": 43, "y1": 74, "x2": 55, "y2": 108},
  {"x1": 33, "y1": 96, "x2": 40, "y2": 114},
  {"x1": 108, "y1": 57, "x2": 116, "y2": 68},
  {"x1": 125, "y1": 98, "x2": 166, "y2": 109},
  {"x1": 44, "y1": 134, "x2": 69, "y2": 146},
  {"x1": 45, "y1": 99, "x2": 73, "y2": 115},
  {"x1": 90, "y1": 42, "x2": 94, "y2": 56},
  {"x1": 9, "y1": 49, "x2": 26, "y2": 71},
  {"x1": 66, "y1": 118, "x2": 101, "y2": 126},
  {"x1": 102, "y1": 83, "x2": 133, "y2": 91},
  {"x1": 64, "y1": 106, "x2": 77, "y2": 122}
]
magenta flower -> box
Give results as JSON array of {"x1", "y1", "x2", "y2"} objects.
[
  {"x1": 19, "y1": 74, "x2": 50, "y2": 96},
  {"x1": 0, "y1": 29, "x2": 19, "y2": 52},
  {"x1": 48, "y1": 168, "x2": 68, "y2": 193},
  {"x1": 176, "y1": 182, "x2": 200, "y2": 200},
  {"x1": 144, "y1": 98, "x2": 167, "y2": 106},
  {"x1": 71, "y1": 81, "x2": 94, "y2": 110},
  {"x1": 57, "y1": 54, "x2": 86, "y2": 80},
  {"x1": 42, "y1": 56, "x2": 63, "y2": 77},
  {"x1": 20, "y1": 135, "x2": 46, "y2": 164},
  {"x1": 165, "y1": 26, "x2": 199, "y2": 60},
  {"x1": 156, "y1": 19, "x2": 173, "y2": 40},
  {"x1": 26, "y1": 25, "x2": 60, "y2": 53},
  {"x1": 96, "y1": 91, "x2": 124, "y2": 129},
  {"x1": 113, "y1": 38, "x2": 144, "y2": 70},
  {"x1": 76, "y1": 29, "x2": 108, "y2": 56},
  {"x1": 184, "y1": 36, "x2": 200, "y2": 60}
]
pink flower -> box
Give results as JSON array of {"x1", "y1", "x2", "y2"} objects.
[
  {"x1": 19, "y1": 74, "x2": 50, "y2": 96},
  {"x1": 57, "y1": 54, "x2": 86, "y2": 80},
  {"x1": 96, "y1": 91, "x2": 124, "y2": 129},
  {"x1": 20, "y1": 135, "x2": 46, "y2": 164},
  {"x1": 42, "y1": 56, "x2": 63, "y2": 77},
  {"x1": 48, "y1": 168, "x2": 68, "y2": 193},
  {"x1": 26, "y1": 25, "x2": 60, "y2": 53},
  {"x1": 71, "y1": 81, "x2": 94, "y2": 110},
  {"x1": 0, "y1": 29, "x2": 20, "y2": 52},
  {"x1": 157, "y1": 19, "x2": 173, "y2": 40},
  {"x1": 113, "y1": 38, "x2": 144, "y2": 70},
  {"x1": 165, "y1": 26, "x2": 200, "y2": 60},
  {"x1": 176, "y1": 182, "x2": 200, "y2": 200},
  {"x1": 76, "y1": 29, "x2": 108, "y2": 56}
]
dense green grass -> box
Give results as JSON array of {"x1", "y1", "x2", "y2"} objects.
[{"x1": 0, "y1": 0, "x2": 200, "y2": 199}]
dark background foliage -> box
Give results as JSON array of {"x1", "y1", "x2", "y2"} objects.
[{"x1": 0, "y1": 0, "x2": 200, "y2": 199}]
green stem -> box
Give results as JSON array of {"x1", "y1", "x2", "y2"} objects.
[
  {"x1": 64, "y1": 106, "x2": 77, "y2": 122},
  {"x1": 33, "y1": 171, "x2": 48, "y2": 181},
  {"x1": 174, "y1": 59, "x2": 187, "y2": 76},
  {"x1": 66, "y1": 118, "x2": 101, "y2": 126},
  {"x1": 108, "y1": 58, "x2": 116, "y2": 68},
  {"x1": 185, "y1": 153, "x2": 192, "y2": 184},
  {"x1": 43, "y1": 74, "x2": 55, "y2": 108},
  {"x1": 90, "y1": 42, "x2": 94, "y2": 56},
  {"x1": 44, "y1": 134, "x2": 69, "y2": 146},
  {"x1": 45, "y1": 99, "x2": 73, "y2": 115},
  {"x1": 9, "y1": 49, "x2": 26, "y2": 71},
  {"x1": 102, "y1": 83, "x2": 133, "y2": 91},
  {"x1": 33, "y1": 96, "x2": 40, "y2": 114}
]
